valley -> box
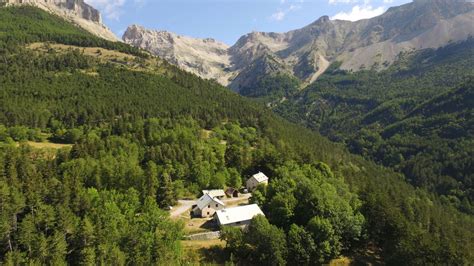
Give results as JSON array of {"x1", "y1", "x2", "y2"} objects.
[
  {"x1": 0, "y1": 1, "x2": 473, "y2": 265},
  {"x1": 275, "y1": 39, "x2": 474, "y2": 214},
  {"x1": 123, "y1": 0, "x2": 474, "y2": 216}
]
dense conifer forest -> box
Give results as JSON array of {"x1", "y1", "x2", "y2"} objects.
[
  {"x1": 0, "y1": 6, "x2": 473, "y2": 265},
  {"x1": 267, "y1": 39, "x2": 474, "y2": 214}
]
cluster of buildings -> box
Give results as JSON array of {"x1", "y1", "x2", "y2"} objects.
[{"x1": 191, "y1": 172, "x2": 269, "y2": 227}]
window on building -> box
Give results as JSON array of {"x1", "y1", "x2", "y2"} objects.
[
  {"x1": 207, "y1": 212, "x2": 210, "y2": 215},
  {"x1": 215, "y1": 204, "x2": 218, "y2": 207},
  {"x1": 208, "y1": 205, "x2": 210, "y2": 208}
]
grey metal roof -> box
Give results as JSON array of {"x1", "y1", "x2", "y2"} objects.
[
  {"x1": 202, "y1": 189, "x2": 226, "y2": 198},
  {"x1": 215, "y1": 204, "x2": 264, "y2": 225},
  {"x1": 251, "y1": 172, "x2": 269, "y2": 183},
  {"x1": 196, "y1": 194, "x2": 225, "y2": 210}
]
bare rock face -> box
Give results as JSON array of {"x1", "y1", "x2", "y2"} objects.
[
  {"x1": 123, "y1": 25, "x2": 233, "y2": 85},
  {"x1": 123, "y1": 0, "x2": 473, "y2": 92},
  {"x1": 1, "y1": 0, "x2": 118, "y2": 41}
]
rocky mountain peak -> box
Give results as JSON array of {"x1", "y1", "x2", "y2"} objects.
[
  {"x1": 122, "y1": 0, "x2": 474, "y2": 93},
  {"x1": 123, "y1": 24, "x2": 150, "y2": 39},
  {"x1": 1, "y1": 0, "x2": 118, "y2": 41},
  {"x1": 123, "y1": 24, "x2": 232, "y2": 84},
  {"x1": 311, "y1": 15, "x2": 331, "y2": 25},
  {"x1": 2, "y1": 0, "x2": 100, "y2": 21}
]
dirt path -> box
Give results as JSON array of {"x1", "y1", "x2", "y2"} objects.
[
  {"x1": 170, "y1": 200, "x2": 195, "y2": 218},
  {"x1": 223, "y1": 193, "x2": 251, "y2": 206}
]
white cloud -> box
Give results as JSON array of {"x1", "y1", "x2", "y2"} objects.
[
  {"x1": 270, "y1": 3, "x2": 301, "y2": 21},
  {"x1": 289, "y1": 4, "x2": 301, "y2": 11},
  {"x1": 85, "y1": 0, "x2": 125, "y2": 20},
  {"x1": 331, "y1": 5, "x2": 385, "y2": 21},
  {"x1": 271, "y1": 10, "x2": 286, "y2": 21},
  {"x1": 329, "y1": 0, "x2": 376, "y2": 4},
  {"x1": 329, "y1": 0, "x2": 359, "y2": 4},
  {"x1": 85, "y1": 0, "x2": 146, "y2": 20}
]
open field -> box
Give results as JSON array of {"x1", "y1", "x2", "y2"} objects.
[
  {"x1": 12, "y1": 141, "x2": 72, "y2": 150},
  {"x1": 181, "y1": 239, "x2": 228, "y2": 265},
  {"x1": 26, "y1": 42, "x2": 167, "y2": 75},
  {"x1": 28, "y1": 42, "x2": 135, "y2": 61},
  {"x1": 182, "y1": 239, "x2": 225, "y2": 250},
  {"x1": 24, "y1": 141, "x2": 72, "y2": 149},
  {"x1": 182, "y1": 217, "x2": 216, "y2": 235}
]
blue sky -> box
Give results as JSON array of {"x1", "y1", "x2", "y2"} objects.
[{"x1": 85, "y1": 0, "x2": 412, "y2": 45}]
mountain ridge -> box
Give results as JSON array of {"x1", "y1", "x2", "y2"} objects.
[
  {"x1": 122, "y1": 0, "x2": 474, "y2": 93},
  {"x1": 123, "y1": 24, "x2": 233, "y2": 85}
]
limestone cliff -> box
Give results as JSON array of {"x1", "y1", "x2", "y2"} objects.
[
  {"x1": 123, "y1": 25, "x2": 233, "y2": 84},
  {"x1": 1, "y1": 0, "x2": 118, "y2": 41}
]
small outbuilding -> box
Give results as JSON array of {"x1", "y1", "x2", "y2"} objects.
[
  {"x1": 214, "y1": 204, "x2": 265, "y2": 227},
  {"x1": 225, "y1": 187, "x2": 239, "y2": 198},
  {"x1": 246, "y1": 172, "x2": 269, "y2": 192},
  {"x1": 202, "y1": 189, "x2": 226, "y2": 200},
  {"x1": 192, "y1": 194, "x2": 225, "y2": 218}
]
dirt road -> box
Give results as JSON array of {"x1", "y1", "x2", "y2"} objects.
[{"x1": 170, "y1": 200, "x2": 195, "y2": 218}]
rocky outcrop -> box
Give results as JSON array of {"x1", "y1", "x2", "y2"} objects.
[
  {"x1": 1, "y1": 0, "x2": 118, "y2": 41},
  {"x1": 122, "y1": 0, "x2": 474, "y2": 92},
  {"x1": 123, "y1": 25, "x2": 233, "y2": 84}
]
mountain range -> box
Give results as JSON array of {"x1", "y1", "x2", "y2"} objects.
[
  {"x1": 6, "y1": 0, "x2": 472, "y2": 93},
  {"x1": 122, "y1": 0, "x2": 474, "y2": 93}
]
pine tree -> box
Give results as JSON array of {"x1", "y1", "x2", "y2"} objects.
[
  {"x1": 144, "y1": 161, "x2": 158, "y2": 199},
  {"x1": 157, "y1": 172, "x2": 175, "y2": 208},
  {"x1": 78, "y1": 217, "x2": 96, "y2": 265}
]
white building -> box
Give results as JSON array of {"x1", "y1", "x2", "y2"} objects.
[
  {"x1": 214, "y1": 204, "x2": 264, "y2": 227},
  {"x1": 192, "y1": 194, "x2": 225, "y2": 218},
  {"x1": 202, "y1": 189, "x2": 226, "y2": 199},
  {"x1": 246, "y1": 172, "x2": 269, "y2": 191}
]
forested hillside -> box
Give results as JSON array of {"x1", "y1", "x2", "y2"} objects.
[
  {"x1": 0, "y1": 7, "x2": 473, "y2": 265},
  {"x1": 276, "y1": 39, "x2": 474, "y2": 214},
  {"x1": 0, "y1": 6, "x2": 140, "y2": 55}
]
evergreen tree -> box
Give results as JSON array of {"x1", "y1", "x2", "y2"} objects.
[
  {"x1": 157, "y1": 172, "x2": 175, "y2": 207},
  {"x1": 144, "y1": 161, "x2": 159, "y2": 199}
]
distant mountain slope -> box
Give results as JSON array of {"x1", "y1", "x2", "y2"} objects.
[
  {"x1": 0, "y1": 0, "x2": 118, "y2": 41},
  {"x1": 122, "y1": 0, "x2": 474, "y2": 95},
  {"x1": 275, "y1": 39, "x2": 474, "y2": 213},
  {"x1": 123, "y1": 25, "x2": 233, "y2": 85}
]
